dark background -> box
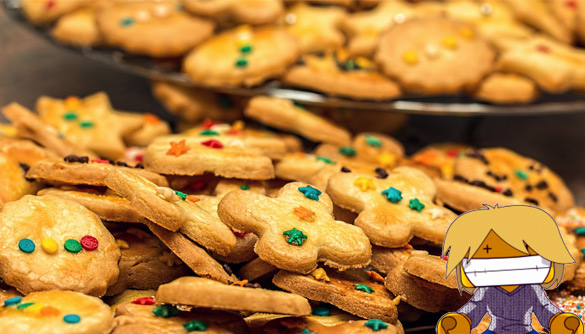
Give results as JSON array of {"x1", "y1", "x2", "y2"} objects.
[{"x1": 2, "y1": 8, "x2": 585, "y2": 206}]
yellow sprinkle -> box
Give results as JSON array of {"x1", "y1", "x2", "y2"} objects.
[
  {"x1": 64, "y1": 96, "x2": 81, "y2": 110},
  {"x1": 116, "y1": 239, "x2": 130, "y2": 249},
  {"x1": 377, "y1": 152, "x2": 396, "y2": 167},
  {"x1": 41, "y1": 238, "x2": 58, "y2": 254},
  {"x1": 311, "y1": 268, "x2": 330, "y2": 282},
  {"x1": 392, "y1": 296, "x2": 402, "y2": 305},
  {"x1": 459, "y1": 28, "x2": 474, "y2": 40},
  {"x1": 355, "y1": 57, "x2": 374, "y2": 69},
  {"x1": 442, "y1": 37, "x2": 458, "y2": 49},
  {"x1": 354, "y1": 177, "x2": 376, "y2": 192},
  {"x1": 440, "y1": 163, "x2": 453, "y2": 177},
  {"x1": 235, "y1": 25, "x2": 253, "y2": 42},
  {"x1": 232, "y1": 120, "x2": 245, "y2": 131},
  {"x1": 335, "y1": 49, "x2": 350, "y2": 62},
  {"x1": 25, "y1": 303, "x2": 45, "y2": 314},
  {"x1": 402, "y1": 51, "x2": 419, "y2": 65}
]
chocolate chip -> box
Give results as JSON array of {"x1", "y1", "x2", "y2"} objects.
[
  {"x1": 454, "y1": 175, "x2": 469, "y2": 183},
  {"x1": 341, "y1": 166, "x2": 351, "y2": 173},
  {"x1": 222, "y1": 264, "x2": 233, "y2": 276},
  {"x1": 503, "y1": 189, "x2": 513, "y2": 197},
  {"x1": 525, "y1": 197, "x2": 539, "y2": 205},
  {"x1": 549, "y1": 192, "x2": 558, "y2": 203},
  {"x1": 375, "y1": 168, "x2": 388, "y2": 179},
  {"x1": 19, "y1": 163, "x2": 30, "y2": 173},
  {"x1": 244, "y1": 282, "x2": 262, "y2": 289},
  {"x1": 135, "y1": 163, "x2": 144, "y2": 169},
  {"x1": 0, "y1": 277, "x2": 8, "y2": 291},
  {"x1": 466, "y1": 149, "x2": 489, "y2": 165},
  {"x1": 79, "y1": 156, "x2": 89, "y2": 163},
  {"x1": 525, "y1": 184, "x2": 533, "y2": 192},
  {"x1": 486, "y1": 170, "x2": 507, "y2": 182},
  {"x1": 115, "y1": 161, "x2": 129, "y2": 167},
  {"x1": 535, "y1": 180, "x2": 548, "y2": 190}
]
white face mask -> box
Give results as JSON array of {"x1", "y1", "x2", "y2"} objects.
[{"x1": 462, "y1": 255, "x2": 552, "y2": 287}]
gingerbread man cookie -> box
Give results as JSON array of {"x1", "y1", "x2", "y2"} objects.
[
  {"x1": 52, "y1": 7, "x2": 102, "y2": 47},
  {"x1": 218, "y1": 182, "x2": 372, "y2": 274},
  {"x1": 183, "y1": 0, "x2": 283, "y2": 25},
  {"x1": 21, "y1": 0, "x2": 84, "y2": 25},
  {"x1": 0, "y1": 195, "x2": 120, "y2": 296},
  {"x1": 327, "y1": 167, "x2": 457, "y2": 248}
]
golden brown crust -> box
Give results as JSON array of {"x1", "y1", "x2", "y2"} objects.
[
  {"x1": 52, "y1": 7, "x2": 102, "y2": 47},
  {"x1": 472, "y1": 73, "x2": 539, "y2": 104}
]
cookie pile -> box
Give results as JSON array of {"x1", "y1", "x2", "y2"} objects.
[
  {"x1": 1, "y1": 91, "x2": 585, "y2": 333},
  {"x1": 19, "y1": 0, "x2": 585, "y2": 103}
]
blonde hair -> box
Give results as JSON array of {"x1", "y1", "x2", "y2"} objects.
[{"x1": 443, "y1": 204, "x2": 574, "y2": 294}]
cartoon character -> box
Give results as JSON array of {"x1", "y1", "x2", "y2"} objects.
[{"x1": 437, "y1": 204, "x2": 582, "y2": 334}]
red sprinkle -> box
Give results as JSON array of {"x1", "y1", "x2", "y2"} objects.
[
  {"x1": 91, "y1": 158, "x2": 110, "y2": 164},
  {"x1": 135, "y1": 153, "x2": 144, "y2": 162},
  {"x1": 131, "y1": 297, "x2": 155, "y2": 305},
  {"x1": 494, "y1": 186, "x2": 502, "y2": 193},
  {"x1": 440, "y1": 255, "x2": 448, "y2": 261},
  {"x1": 190, "y1": 180, "x2": 207, "y2": 191},
  {"x1": 566, "y1": 0, "x2": 578, "y2": 9},
  {"x1": 202, "y1": 119, "x2": 219, "y2": 129},
  {"x1": 536, "y1": 44, "x2": 551, "y2": 53},
  {"x1": 227, "y1": 129, "x2": 243, "y2": 135},
  {"x1": 46, "y1": 0, "x2": 56, "y2": 10},
  {"x1": 230, "y1": 227, "x2": 248, "y2": 238},
  {"x1": 201, "y1": 139, "x2": 223, "y2": 149},
  {"x1": 446, "y1": 149, "x2": 459, "y2": 158},
  {"x1": 80, "y1": 235, "x2": 99, "y2": 251}
]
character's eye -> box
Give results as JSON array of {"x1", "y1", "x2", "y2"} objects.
[{"x1": 483, "y1": 244, "x2": 492, "y2": 253}]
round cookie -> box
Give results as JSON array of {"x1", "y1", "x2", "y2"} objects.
[
  {"x1": 97, "y1": 1, "x2": 215, "y2": 57},
  {"x1": 21, "y1": 0, "x2": 84, "y2": 25},
  {"x1": 472, "y1": 73, "x2": 539, "y2": 104},
  {"x1": 0, "y1": 195, "x2": 121, "y2": 296},
  {"x1": 0, "y1": 290, "x2": 114, "y2": 334},
  {"x1": 183, "y1": 25, "x2": 300, "y2": 87},
  {"x1": 375, "y1": 17, "x2": 495, "y2": 94}
]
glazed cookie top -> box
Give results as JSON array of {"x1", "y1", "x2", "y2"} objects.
[
  {"x1": 0, "y1": 290, "x2": 114, "y2": 334},
  {"x1": 375, "y1": 17, "x2": 495, "y2": 94},
  {"x1": 0, "y1": 195, "x2": 120, "y2": 296}
]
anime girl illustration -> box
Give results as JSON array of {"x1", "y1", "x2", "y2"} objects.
[{"x1": 437, "y1": 204, "x2": 582, "y2": 334}]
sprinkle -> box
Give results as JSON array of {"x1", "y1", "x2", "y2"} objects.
[
  {"x1": 365, "y1": 319, "x2": 389, "y2": 331},
  {"x1": 116, "y1": 239, "x2": 130, "y2": 249},
  {"x1": 382, "y1": 187, "x2": 402, "y2": 203},
  {"x1": 459, "y1": 28, "x2": 475, "y2": 40},
  {"x1": 132, "y1": 296, "x2": 155, "y2": 305},
  {"x1": 375, "y1": 168, "x2": 388, "y2": 179},
  {"x1": 296, "y1": 330, "x2": 316, "y2": 334},
  {"x1": 25, "y1": 303, "x2": 45, "y2": 314},
  {"x1": 341, "y1": 166, "x2": 351, "y2": 173},
  {"x1": 79, "y1": 121, "x2": 94, "y2": 128},
  {"x1": 4, "y1": 296, "x2": 22, "y2": 307},
  {"x1": 153, "y1": 305, "x2": 179, "y2": 318},
  {"x1": 19, "y1": 239, "x2": 35, "y2": 253},
  {"x1": 90, "y1": 158, "x2": 110, "y2": 164},
  {"x1": 235, "y1": 58, "x2": 248, "y2": 68},
  {"x1": 355, "y1": 57, "x2": 374, "y2": 70},
  {"x1": 201, "y1": 139, "x2": 223, "y2": 149},
  {"x1": 230, "y1": 280, "x2": 249, "y2": 287},
  {"x1": 442, "y1": 37, "x2": 458, "y2": 49},
  {"x1": 515, "y1": 169, "x2": 529, "y2": 180},
  {"x1": 230, "y1": 227, "x2": 248, "y2": 238},
  {"x1": 377, "y1": 152, "x2": 396, "y2": 166},
  {"x1": 338, "y1": 146, "x2": 356, "y2": 156},
  {"x1": 64, "y1": 96, "x2": 81, "y2": 110},
  {"x1": 17, "y1": 302, "x2": 35, "y2": 310},
  {"x1": 45, "y1": 0, "x2": 56, "y2": 10},
  {"x1": 183, "y1": 319, "x2": 209, "y2": 331},
  {"x1": 166, "y1": 139, "x2": 191, "y2": 157},
  {"x1": 120, "y1": 17, "x2": 134, "y2": 27},
  {"x1": 354, "y1": 177, "x2": 376, "y2": 192},
  {"x1": 239, "y1": 185, "x2": 250, "y2": 191},
  {"x1": 581, "y1": 248, "x2": 585, "y2": 259},
  {"x1": 294, "y1": 206, "x2": 316, "y2": 222},
  {"x1": 283, "y1": 228, "x2": 308, "y2": 246},
  {"x1": 174, "y1": 190, "x2": 188, "y2": 201},
  {"x1": 311, "y1": 268, "x2": 330, "y2": 282},
  {"x1": 240, "y1": 45, "x2": 253, "y2": 53},
  {"x1": 392, "y1": 295, "x2": 402, "y2": 305},
  {"x1": 63, "y1": 314, "x2": 81, "y2": 324},
  {"x1": 298, "y1": 185, "x2": 321, "y2": 201},
  {"x1": 355, "y1": 284, "x2": 375, "y2": 293},
  {"x1": 566, "y1": 0, "x2": 578, "y2": 9},
  {"x1": 312, "y1": 305, "x2": 330, "y2": 316},
  {"x1": 40, "y1": 306, "x2": 60, "y2": 317},
  {"x1": 41, "y1": 238, "x2": 58, "y2": 254},
  {"x1": 199, "y1": 129, "x2": 219, "y2": 136},
  {"x1": 64, "y1": 239, "x2": 82, "y2": 253},
  {"x1": 80, "y1": 235, "x2": 98, "y2": 251},
  {"x1": 402, "y1": 51, "x2": 419, "y2": 65},
  {"x1": 365, "y1": 135, "x2": 382, "y2": 147},
  {"x1": 409, "y1": 198, "x2": 425, "y2": 212},
  {"x1": 366, "y1": 271, "x2": 385, "y2": 284},
  {"x1": 202, "y1": 119, "x2": 219, "y2": 129},
  {"x1": 536, "y1": 44, "x2": 551, "y2": 53},
  {"x1": 574, "y1": 227, "x2": 585, "y2": 235},
  {"x1": 428, "y1": 207, "x2": 445, "y2": 220},
  {"x1": 186, "y1": 195, "x2": 200, "y2": 203},
  {"x1": 316, "y1": 156, "x2": 336, "y2": 165},
  {"x1": 63, "y1": 112, "x2": 78, "y2": 121},
  {"x1": 144, "y1": 113, "x2": 159, "y2": 124}
]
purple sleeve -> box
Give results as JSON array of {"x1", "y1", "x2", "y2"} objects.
[
  {"x1": 457, "y1": 287, "x2": 488, "y2": 328},
  {"x1": 531, "y1": 285, "x2": 562, "y2": 330}
]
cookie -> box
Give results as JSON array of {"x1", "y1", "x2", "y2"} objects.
[
  {"x1": 283, "y1": 3, "x2": 347, "y2": 54},
  {"x1": 218, "y1": 182, "x2": 372, "y2": 273},
  {"x1": 1, "y1": 103, "x2": 96, "y2": 158},
  {"x1": 104, "y1": 169, "x2": 236, "y2": 256},
  {"x1": 151, "y1": 81, "x2": 241, "y2": 123},
  {"x1": 21, "y1": 0, "x2": 84, "y2": 25},
  {"x1": 262, "y1": 313, "x2": 404, "y2": 334},
  {"x1": 245, "y1": 96, "x2": 351, "y2": 146},
  {"x1": 375, "y1": 17, "x2": 496, "y2": 94},
  {"x1": 273, "y1": 268, "x2": 399, "y2": 323},
  {"x1": 143, "y1": 135, "x2": 276, "y2": 180},
  {"x1": 505, "y1": 0, "x2": 572, "y2": 44},
  {"x1": 36, "y1": 92, "x2": 144, "y2": 159},
  {"x1": 556, "y1": 207, "x2": 585, "y2": 230},
  {"x1": 183, "y1": 25, "x2": 299, "y2": 87},
  {"x1": 0, "y1": 290, "x2": 114, "y2": 334},
  {"x1": 435, "y1": 147, "x2": 574, "y2": 212},
  {"x1": 327, "y1": 167, "x2": 457, "y2": 248},
  {"x1": 97, "y1": 1, "x2": 215, "y2": 57},
  {"x1": 104, "y1": 229, "x2": 191, "y2": 296},
  {"x1": 52, "y1": 7, "x2": 102, "y2": 47},
  {"x1": 183, "y1": 0, "x2": 283, "y2": 25},
  {"x1": 156, "y1": 276, "x2": 311, "y2": 316},
  {"x1": 113, "y1": 301, "x2": 248, "y2": 334},
  {"x1": 121, "y1": 113, "x2": 171, "y2": 147},
  {"x1": 0, "y1": 195, "x2": 120, "y2": 296},
  {"x1": 411, "y1": 143, "x2": 470, "y2": 179},
  {"x1": 283, "y1": 49, "x2": 402, "y2": 101},
  {"x1": 384, "y1": 251, "x2": 470, "y2": 312},
  {"x1": 103, "y1": 289, "x2": 157, "y2": 311},
  {"x1": 239, "y1": 258, "x2": 279, "y2": 282},
  {"x1": 37, "y1": 187, "x2": 143, "y2": 223},
  {"x1": 472, "y1": 73, "x2": 539, "y2": 104},
  {"x1": 370, "y1": 246, "x2": 413, "y2": 275}
]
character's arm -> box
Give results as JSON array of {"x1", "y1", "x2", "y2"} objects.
[
  {"x1": 531, "y1": 285, "x2": 562, "y2": 330},
  {"x1": 456, "y1": 287, "x2": 488, "y2": 328}
]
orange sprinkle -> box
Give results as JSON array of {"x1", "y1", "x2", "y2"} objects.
[
  {"x1": 186, "y1": 195, "x2": 200, "y2": 203},
  {"x1": 64, "y1": 96, "x2": 81, "y2": 110},
  {"x1": 404, "y1": 244, "x2": 413, "y2": 249},
  {"x1": 144, "y1": 113, "x2": 160, "y2": 125},
  {"x1": 166, "y1": 139, "x2": 190, "y2": 157},
  {"x1": 40, "y1": 306, "x2": 60, "y2": 317},
  {"x1": 366, "y1": 271, "x2": 385, "y2": 284},
  {"x1": 294, "y1": 206, "x2": 315, "y2": 222},
  {"x1": 230, "y1": 280, "x2": 249, "y2": 287}
]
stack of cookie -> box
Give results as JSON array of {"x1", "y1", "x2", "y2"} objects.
[
  {"x1": 1, "y1": 91, "x2": 584, "y2": 333},
  {"x1": 17, "y1": 0, "x2": 585, "y2": 104}
]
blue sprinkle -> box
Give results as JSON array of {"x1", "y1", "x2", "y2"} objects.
[
  {"x1": 63, "y1": 314, "x2": 81, "y2": 324},
  {"x1": 18, "y1": 239, "x2": 35, "y2": 253},
  {"x1": 4, "y1": 296, "x2": 22, "y2": 307}
]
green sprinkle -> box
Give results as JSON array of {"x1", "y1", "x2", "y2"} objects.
[
  {"x1": 365, "y1": 319, "x2": 389, "y2": 331},
  {"x1": 239, "y1": 45, "x2": 253, "y2": 53},
  {"x1": 365, "y1": 135, "x2": 382, "y2": 147},
  {"x1": 120, "y1": 17, "x2": 134, "y2": 27},
  {"x1": 241, "y1": 185, "x2": 250, "y2": 190},
  {"x1": 345, "y1": 59, "x2": 356, "y2": 71},
  {"x1": 338, "y1": 146, "x2": 356, "y2": 156},
  {"x1": 283, "y1": 228, "x2": 308, "y2": 246},
  {"x1": 293, "y1": 101, "x2": 305, "y2": 109},
  {"x1": 316, "y1": 156, "x2": 336, "y2": 165},
  {"x1": 409, "y1": 198, "x2": 425, "y2": 212},
  {"x1": 355, "y1": 284, "x2": 374, "y2": 293},
  {"x1": 153, "y1": 305, "x2": 179, "y2": 318},
  {"x1": 63, "y1": 112, "x2": 78, "y2": 121},
  {"x1": 581, "y1": 248, "x2": 585, "y2": 259},
  {"x1": 79, "y1": 121, "x2": 94, "y2": 128},
  {"x1": 574, "y1": 227, "x2": 585, "y2": 235},
  {"x1": 64, "y1": 239, "x2": 82, "y2": 253},
  {"x1": 199, "y1": 130, "x2": 219, "y2": 136},
  {"x1": 312, "y1": 306, "x2": 330, "y2": 316},
  {"x1": 515, "y1": 169, "x2": 528, "y2": 180},
  {"x1": 235, "y1": 58, "x2": 248, "y2": 68},
  {"x1": 183, "y1": 319, "x2": 209, "y2": 331},
  {"x1": 17, "y1": 302, "x2": 35, "y2": 310},
  {"x1": 174, "y1": 190, "x2": 187, "y2": 200}
]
